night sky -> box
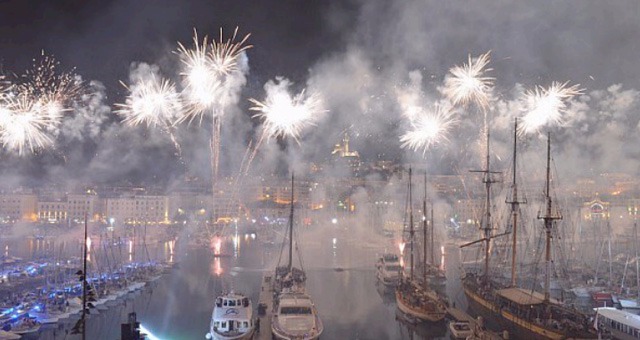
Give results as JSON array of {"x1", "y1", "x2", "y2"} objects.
[{"x1": 1, "y1": 1, "x2": 640, "y2": 187}]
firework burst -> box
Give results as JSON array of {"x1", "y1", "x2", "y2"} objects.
[
  {"x1": 175, "y1": 28, "x2": 251, "y2": 123},
  {"x1": 116, "y1": 77, "x2": 182, "y2": 128},
  {"x1": 442, "y1": 51, "x2": 494, "y2": 111},
  {"x1": 0, "y1": 92, "x2": 55, "y2": 154},
  {"x1": 249, "y1": 87, "x2": 324, "y2": 143},
  {"x1": 400, "y1": 104, "x2": 456, "y2": 155},
  {"x1": 519, "y1": 81, "x2": 582, "y2": 135}
]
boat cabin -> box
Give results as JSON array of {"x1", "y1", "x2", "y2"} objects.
[
  {"x1": 215, "y1": 296, "x2": 250, "y2": 308},
  {"x1": 595, "y1": 307, "x2": 640, "y2": 339}
]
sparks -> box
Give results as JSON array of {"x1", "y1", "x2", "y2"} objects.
[
  {"x1": 175, "y1": 28, "x2": 251, "y2": 123},
  {"x1": 0, "y1": 92, "x2": 56, "y2": 154},
  {"x1": 400, "y1": 104, "x2": 456, "y2": 155},
  {"x1": 249, "y1": 79, "x2": 324, "y2": 142},
  {"x1": 519, "y1": 81, "x2": 582, "y2": 134},
  {"x1": 442, "y1": 51, "x2": 494, "y2": 111},
  {"x1": 116, "y1": 77, "x2": 182, "y2": 128}
]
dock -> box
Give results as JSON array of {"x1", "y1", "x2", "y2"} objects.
[
  {"x1": 256, "y1": 273, "x2": 274, "y2": 340},
  {"x1": 447, "y1": 307, "x2": 508, "y2": 340}
]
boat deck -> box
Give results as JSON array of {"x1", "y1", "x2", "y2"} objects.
[
  {"x1": 256, "y1": 274, "x2": 274, "y2": 340},
  {"x1": 447, "y1": 307, "x2": 506, "y2": 340}
]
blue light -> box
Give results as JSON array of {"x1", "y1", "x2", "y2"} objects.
[{"x1": 139, "y1": 324, "x2": 162, "y2": 340}]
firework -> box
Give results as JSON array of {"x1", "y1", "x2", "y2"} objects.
[
  {"x1": 175, "y1": 28, "x2": 251, "y2": 123},
  {"x1": 19, "y1": 51, "x2": 83, "y2": 109},
  {"x1": 400, "y1": 103, "x2": 456, "y2": 155},
  {"x1": 0, "y1": 92, "x2": 55, "y2": 154},
  {"x1": 520, "y1": 81, "x2": 582, "y2": 134},
  {"x1": 249, "y1": 87, "x2": 323, "y2": 143},
  {"x1": 442, "y1": 51, "x2": 494, "y2": 111},
  {"x1": 116, "y1": 77, "x2": 182, "y2": 128}
]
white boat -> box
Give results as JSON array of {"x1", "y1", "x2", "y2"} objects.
[
  {"x1": 594, "y1": 307, "x2": 639, "y2": 340},
  {"x1": 205, "y1": 292, "x2": 255, "y2": 340},
  {"x1": 271, "y1": 293, "x2": 323, "y2": 340},
  {"x1": 376, "y1": 253, "x2": 401, "y2": 287},
  {"x1": 448, "y1": 320, "x2": 472, "y2": 339}
]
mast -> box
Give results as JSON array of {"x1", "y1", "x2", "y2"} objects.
[
  {"x1": 430, "y1": 200, "x2": 435, "y2": 265},
  {"x1": 288, "y1": 173, "x2": 294, "y2": 272},
  {"x1": 506, "y1": 118, "x2": 526, "y2": 287},
  {"x1": 423, "y1": 171, "x2": 428, "y2": 288},
  {"x1": 82, "y1": 213, "x2": 88, "y2": 340},
  {"x1": 473, "y1": 126, "x2": 497, "y2": 283},
  {"x1": 539, "y1": 133, "x2": 562, "y2": 302},
  {"x1": 635, "y1": 218, "x2": 639, "y2": 303},
  {"x1": 409, "y1": 168, "x2": 414, "y2": 280}
]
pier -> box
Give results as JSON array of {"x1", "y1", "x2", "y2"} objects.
[{"x1": 256, "y1": 274, "x2": 274, "y2": 340}]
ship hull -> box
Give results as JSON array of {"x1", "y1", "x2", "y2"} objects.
[
  {"x1": 463, "y1": 285, "x2": 587, "y2": 340},
  {"x1": 395, "y1": 289, "x2": 446, "y2": 323}
]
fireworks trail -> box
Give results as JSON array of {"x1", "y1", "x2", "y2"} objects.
[
  {"x1": 442, "y1": 51, "x2": 494, "y2": 112},
  {"x1": 519, "y1": 81, "x2": 582, "y2": 135},
  {"x1": 400, "y1": 103, "x2": 456, "y2": 155},
  {"x1": 176, "y1": 28, "x2": 251, "y2": 208},
  {"x1": 442, "y1": 52, "x2": 493, "y2": 164}
]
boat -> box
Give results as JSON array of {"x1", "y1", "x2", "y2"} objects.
[
  {"x1": 270, "y1": 174, "x2": 323, "y2": 339},
  {"x1": 593, "y1": 307, "x2": 637, "y2": 340},
  {"x1": 272, "y1": 292, "x2": 323, "y2": 340},
  {"x1": 205, "y1": 292, "x2": 255, "y2": 340},
  {"x1": 395, "y1": 168, "x2": 447, "y2": 323},
  {"x1": 3, "y1": 316, "x2": 40, "y2": 335},
  {"x1": 460, "y1": 122, "x2": 598, "y2": 339},
  {"x1": 448, "y1": 320, "x2": 473, "y2": 339},
  {"x1": 376, "y1": 253, "x2": 402, "y2": 287}
]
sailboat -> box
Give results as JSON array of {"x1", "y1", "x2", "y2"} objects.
[
  {"x1": 461, "y1": 122, "x2": 598, "y2": 339},
  {"x1": 395, "y1": 168, "x2": 448, "y2": 323},
  {"x1": 271, "y1": 174, "x2": 323, "y2": 340}
]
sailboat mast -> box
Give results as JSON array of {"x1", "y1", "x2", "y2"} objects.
[
  {"x1": 82, "y1": 213, "x2": 88, "y2": 340},
  {"x1": 506, "y1": 118, "x2": 523, "y2": 287},
  {"x1": 288, "y1": 173, "x2": 294, "y2": 272},
  {"x1": 409, "y1": 168, "x2": 414, "y2": 281},
  {"x1": 423, "y1": 171, "x2": 428, "y2": 288},
  {"x1": 635, "y1": 219, "x2": 639, "y2": 303},
  {"x1": 483, "y1": 127, "x2": 492, "y2": 282},
  {"x1": 541, "y1": 133, "x2": 561, "y2": 302},
  {"x1": 431, "y1": 201, "x2": 435, "y2": 265}
]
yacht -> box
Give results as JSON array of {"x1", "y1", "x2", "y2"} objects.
[
  {"x1": 272, "y1": 292, "x2": 323, "y2": 340},
  {"x1": 205, "y1": 292, "x2": 255, "y2": 340},
  {"x1": 376, "y1": 253, "x2": 402, "y2": 287}
]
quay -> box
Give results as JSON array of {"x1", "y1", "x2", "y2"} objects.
[{"x1": 256, "y1": 273, "x2": 274, "y2": 340}]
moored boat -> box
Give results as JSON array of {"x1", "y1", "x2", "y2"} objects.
[
  {"x1": 271, "y1": 292, "x2": 323, "y2": 340},
  {"x1": 376, "y1": 253, "x2": 401, "y2": 287},
  {"x1": 205, "y1": 291, "x2": 255, "y2": 340}
]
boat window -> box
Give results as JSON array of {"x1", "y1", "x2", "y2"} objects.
[
  {"x1": 221, "y1": 321, "x2": 227, "y2": 329},
  {"x1": 280, "y1": 306, "x2": 312, "y2": 314},
  {"x1": 229, "y1": 300, "x2": 236, "y2": 306},
  {"x1": 214, "y1": 321, "x2": 219, "y2": 329},
  {"x1": 244, "y1": 321, "x2": 249, "y2": 328},
  {"x1": 223, "y1": 300, "x2": 228, "y2": 306}
]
